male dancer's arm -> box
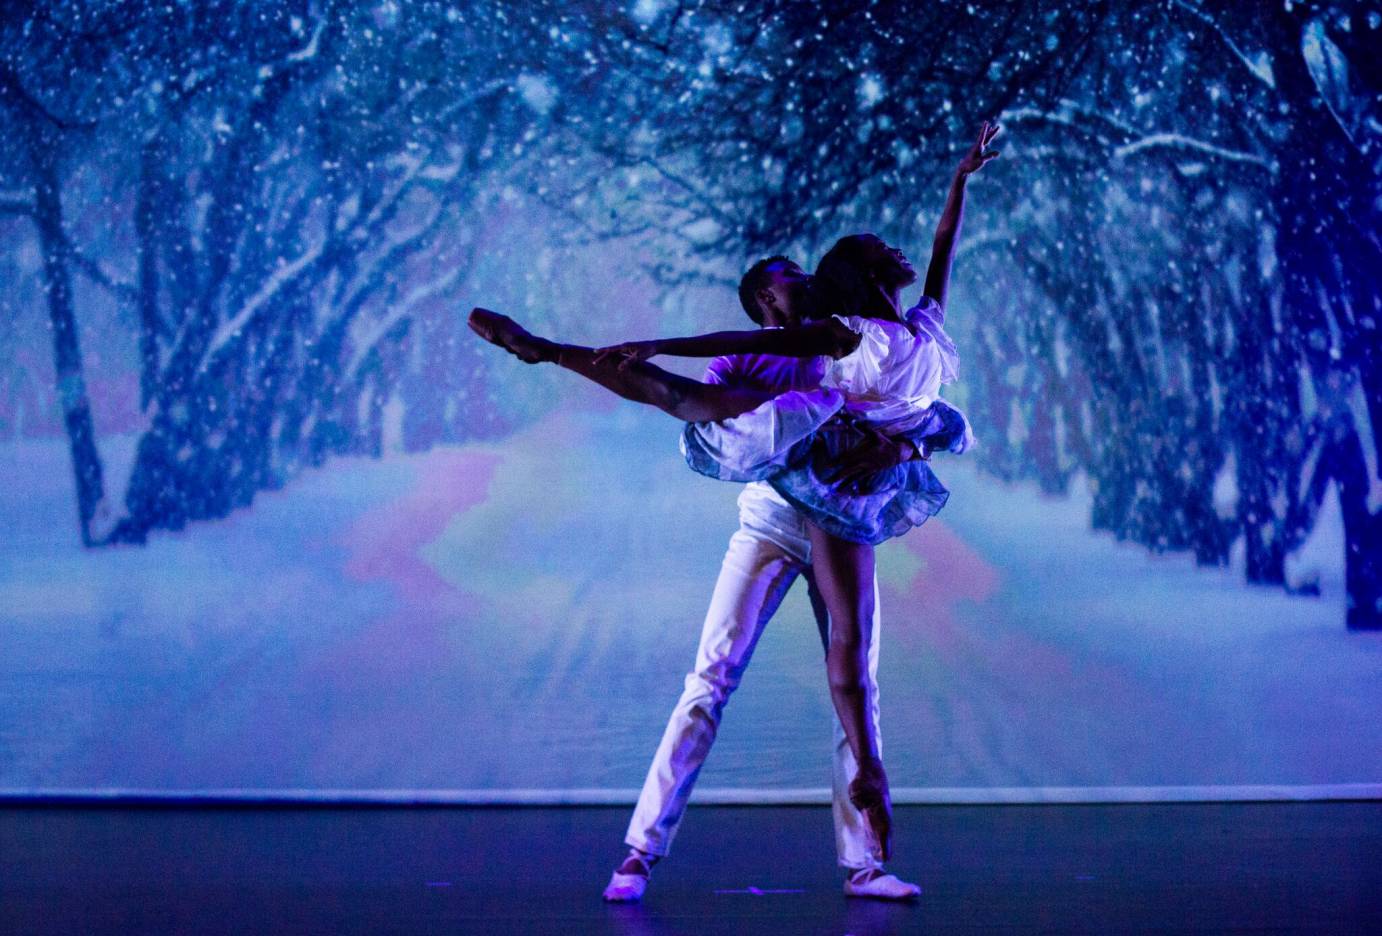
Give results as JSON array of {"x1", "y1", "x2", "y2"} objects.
[
  {"x1": 820, "y1": 424, "x2": 928, "y2": 491},
  {"x1": 921, "y1": 121, "x2": 1001, "y2": 310},
  {"x1": 703, "y1": 345, "x2": 917, "y2": 488}
]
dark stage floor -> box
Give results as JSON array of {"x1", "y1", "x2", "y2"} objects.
[{"x1": 1, "y1": 802, "x2": 1379, "y2": 934}]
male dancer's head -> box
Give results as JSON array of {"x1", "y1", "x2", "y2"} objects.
[{"x1": 737, "y1": 256, "x2": 819, "y2": 328}]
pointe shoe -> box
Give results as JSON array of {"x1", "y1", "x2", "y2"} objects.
[
  {"x1": 467, "y1": 307, "x2": 556, "y2": 364},
  {"x1": 849, "y1": 765, "x2": 894, "y2": 862},
  {"x1": 602, "y1": 849, "x2": 657, "y2": 903},
  {"x1": 844, "y1": 868, "x2": 922, "y2": 901}
]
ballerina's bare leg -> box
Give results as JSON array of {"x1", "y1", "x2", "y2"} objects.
[
  {"x1": 469, "y1": 308, "x2": 771, "y2": 422},
  {"x1": 807, "y1": 523, "x2": 893, "y2": 861}
]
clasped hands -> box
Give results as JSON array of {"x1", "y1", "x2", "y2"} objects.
[
  {"x1": 593, "y1": 340, "x2": 661, "y2": 370},
  {"x1": 823, "y1": 420, "x2": 929, "y2": 493}
]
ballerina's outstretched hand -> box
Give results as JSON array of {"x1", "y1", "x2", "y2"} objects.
[{"x1": 956, "y1": 120, "x2": 1001, "y2": 176}]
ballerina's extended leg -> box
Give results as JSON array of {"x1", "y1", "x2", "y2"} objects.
[{"x1": 469, "y1": 307, "x2": 771, "y2": 422}]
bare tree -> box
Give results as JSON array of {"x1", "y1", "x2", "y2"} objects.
[
  {"x1": 1, "y1": 1, "x2": 557, "y2": 542},
  {"x1": 535, "y1": 0, "x2": 1379, "y2": 628}
]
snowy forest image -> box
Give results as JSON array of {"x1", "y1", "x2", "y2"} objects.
[{"x1": 1, "y1": 0, "x2": 1379, "y2": 794}]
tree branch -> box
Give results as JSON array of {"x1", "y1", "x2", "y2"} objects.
[
  {"x1": 1114, "y1": 133, "x2": 1277, "y2": 173},
  {"x1": 1169, "y1": 0, "x2": 1276, "y2": 89},
  {"x1": 68, "y1": 241, "x2": 140, "y2": 306}
]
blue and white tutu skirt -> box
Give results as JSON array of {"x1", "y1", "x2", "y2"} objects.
[{"x1": 682, "y1": 397, "x2": 973, "y2": 546}]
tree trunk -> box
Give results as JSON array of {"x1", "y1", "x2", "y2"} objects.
[
  {"x1": 30, "y1": 141, "x2": 106, "y2": 546},
  {"x1": 1326, "y1": 417, "x2": 1382, "y2": 630},
  {"x1": 1266, "y1": 8, "x2": 1374, "y2": 626},
  {"x1": 134, "y1": 136, "x2": 162, "y2": 409}
]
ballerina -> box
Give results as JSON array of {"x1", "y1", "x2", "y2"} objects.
[{"x1": 470, "y1": 121, "x2": 1000, "y2": 862}]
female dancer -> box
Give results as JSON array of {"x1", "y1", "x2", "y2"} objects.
[{"x1": 470, "y1": 122, "x2": 999, "y2": 859}]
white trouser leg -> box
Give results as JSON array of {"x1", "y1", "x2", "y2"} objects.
[
  {"x1": 831, "y1": 575, "x2": 884, "y2": 870},
  {"x1": 624, "y1": 528, "x2": 803, "y2": 857}
]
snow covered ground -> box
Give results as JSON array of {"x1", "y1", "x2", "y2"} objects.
[{"x1": 1, "y1": 407, "x2": 1379, "y2": 794}]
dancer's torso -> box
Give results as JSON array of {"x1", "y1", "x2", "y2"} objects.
[
  {"x1": 705, "y1": 350, "x2": 825, "y2": 559},
  {"x1": 701, "y1": 302, "x2": 962, "y2": 553},
  {"x1": 822, "y1": 297, "x2": 960, "y2": 433}
]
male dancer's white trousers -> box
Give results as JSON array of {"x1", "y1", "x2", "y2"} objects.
[{"x1": 624, "y1": 486, "x2": 884, "y2": 870}]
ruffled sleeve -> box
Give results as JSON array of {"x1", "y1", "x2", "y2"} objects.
[
  {"x1": 912, "y1": 295, "x2": 945, "y2": 327},
  {"x1": 907, "y1": 298, "x2": 961, "y2": 384}
]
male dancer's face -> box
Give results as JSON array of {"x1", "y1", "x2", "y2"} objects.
[{"x1": 756, "y1": 259, "x2": 818, "y2": 329}]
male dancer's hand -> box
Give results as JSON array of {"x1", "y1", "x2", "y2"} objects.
[{"x1": 823, "y1": 429, "x2": 926, "y2": 493}]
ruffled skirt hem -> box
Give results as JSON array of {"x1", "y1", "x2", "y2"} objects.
[{"x1": 684, "y1": 397, "x2": 974, "y2": 545}]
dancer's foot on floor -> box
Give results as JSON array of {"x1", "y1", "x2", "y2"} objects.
[
  {"x1": 844, "y1": 866, "x2": 922, "y2": 900},
  {"x1": 602, "y1": 847, "x2": 659, "y2": 902},
  {"x1": 849, "y1": 761, "x2": 894, "y2": 862},
  {"x1": 468, "y1": 307, "x2": 559, "y2": 364}
]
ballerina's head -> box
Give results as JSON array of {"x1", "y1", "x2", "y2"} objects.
[{"x1": 815, "y1": 233, "x2": 916, "y2": 317}]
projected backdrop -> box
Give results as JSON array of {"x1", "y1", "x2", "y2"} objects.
[{"x1": 1, "y1": 1, "x2": 1378, "y2": 794}]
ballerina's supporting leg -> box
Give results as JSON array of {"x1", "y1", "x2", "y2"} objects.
[
  {"x1": 469, "y1": 307, "x2": 770, "y2": 422},
  {"x1": 807, "y1": 522, "x2": 893, "y2": 861}
]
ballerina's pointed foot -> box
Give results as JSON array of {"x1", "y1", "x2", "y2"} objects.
[
  {"x1": 468, "y1": 307, "x2": 558, "y2": 364},
  {"x1": 849, "y1": 764, "x2": 894, "y2": 862}
]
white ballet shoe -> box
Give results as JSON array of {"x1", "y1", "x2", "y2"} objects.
[
  {"x1": 844, "y1": 867, "x2": 922, "y2": 900},
  {"x1": 602, "y1": 849, "x2": 657, "y2": 902},
  {"x1": 602, "y1": 869, "x2": 649, "y2": 902}
]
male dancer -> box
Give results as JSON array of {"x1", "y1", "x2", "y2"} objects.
[{"x1": 602, "y1": 257, "x2": 922, "y2": 902}]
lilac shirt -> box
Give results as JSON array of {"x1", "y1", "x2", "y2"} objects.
[{"x1": 702, "y1": 349, "x2": 829, "y2": 556}]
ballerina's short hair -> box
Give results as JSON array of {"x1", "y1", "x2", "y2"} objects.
[{"x1": 737, "y1": 254, "x2": 792, "y2": 325}]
